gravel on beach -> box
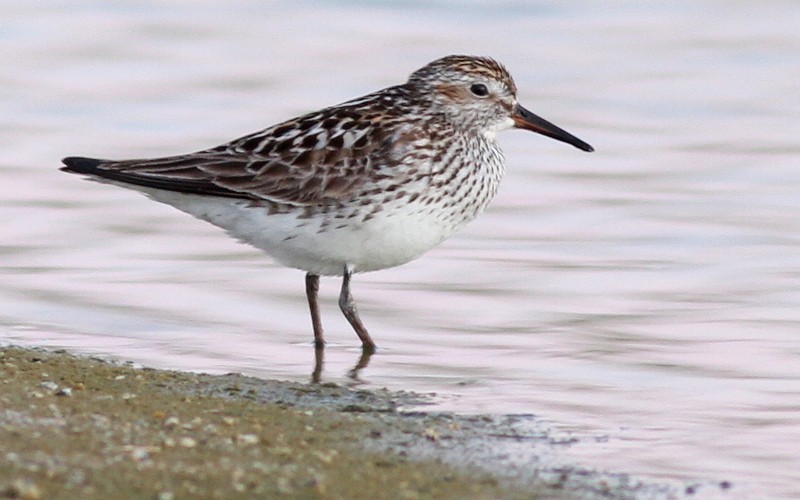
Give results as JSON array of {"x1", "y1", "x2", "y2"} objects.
[{"x1": 0, "y1": 345, "x2": 698, "y2": 499}]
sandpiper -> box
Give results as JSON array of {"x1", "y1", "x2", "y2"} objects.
[{"x1": 61, "y1": 55, "x2": 593, "y2": 352}]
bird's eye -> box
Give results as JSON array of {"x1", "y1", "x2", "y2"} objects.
[{"x1": 470, "y1": 83, "x2": 489, "y2": 97}]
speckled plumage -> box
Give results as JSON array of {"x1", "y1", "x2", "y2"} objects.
[{"x1": 61, "y1": 55, "x2": 593, "y2": 350}]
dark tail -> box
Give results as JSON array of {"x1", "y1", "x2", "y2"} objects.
[
  {"x1": 61, "y1": 156, "x2": 104, "y2": 174},
  {"x1": 59, "y1": 155, "x2": 248, "y2": 198}
]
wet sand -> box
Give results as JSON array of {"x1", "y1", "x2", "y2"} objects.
[{"x1": 1, "y1": 346, "x2": 705, "y2": 499}]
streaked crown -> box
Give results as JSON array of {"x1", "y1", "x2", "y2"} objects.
[{"x1": 408, "y1": 55, "x2": 517, "y2": 94}]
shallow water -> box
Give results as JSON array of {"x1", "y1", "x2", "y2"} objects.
[{"x1": 2, "y1": 1, "x2": 800, "y2": 497}]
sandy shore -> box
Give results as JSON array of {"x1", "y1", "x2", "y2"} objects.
[{"x1": 1, "y1": 345, "x2": 723, "y2": 499}]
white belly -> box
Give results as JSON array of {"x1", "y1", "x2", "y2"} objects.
[{"x1": 145, "y1": 189, "x2": 459, "y2": 276}]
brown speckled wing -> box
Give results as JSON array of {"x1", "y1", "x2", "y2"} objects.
[{"x1": 73, "y1": 88, "x2": 409, "y2": 206}]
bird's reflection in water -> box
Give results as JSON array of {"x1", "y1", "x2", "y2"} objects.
[{"x1": 311, "y1": 346, "x2": 374, "y2": 384}]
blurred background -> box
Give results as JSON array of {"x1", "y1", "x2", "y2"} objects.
[{"x1": 2, "y1": 1, "x2": 799, "y2": 497}]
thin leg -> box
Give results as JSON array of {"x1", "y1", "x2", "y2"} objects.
[
  {"x1": 311, "y1": 344, "x2": 324, "y2": 384},
  {"x1": 305, "y1": 273, "x2": 324, "y2": 348},
  {"x1": 339, "y1": 264, "x2": 377, "y2": 352}
]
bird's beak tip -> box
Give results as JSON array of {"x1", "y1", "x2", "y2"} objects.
[{"x1": 513, "y1": 104, "x2": 594, "y2": 152}]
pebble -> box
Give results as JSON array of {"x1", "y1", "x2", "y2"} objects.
[
  {"x1": 179, "y1": 437, "x2": 197, "y2": 448},
  {"x1": 163, "y1": 416, "x2": 180, "y2": 429},
  {"x1": 40, "y1": 381, "x2": 58, "y2": 391},
  {"x1": 311, "y1": 449, "x2": 337, "y2": 464},
  {"x1": 423, "y1": 428, "x2": 440, "y2": 442},
  {"x1": 129, "y1": 446, "x2": 152, "y2": 462},
  {"x1": 182, "y1": 417, "x2": 203, "y2": 429},
  {"x1": 236, "y1": 433, "x2": 260, "y2": 446}
]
